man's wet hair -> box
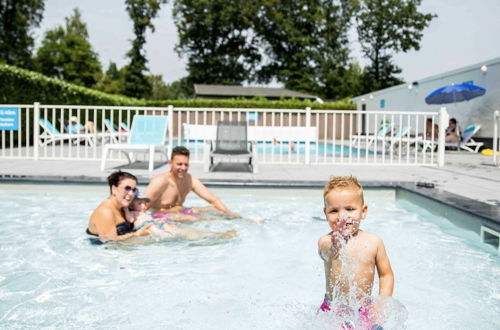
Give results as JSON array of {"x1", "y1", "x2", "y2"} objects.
[
  {"x1": 107, "y1": 170, "x2": 137, "y2": 193},
  {"x1": 323, "y1": 175, "x2": 364, "y2": 204},
  {"x1": 171, "y1": 146, "x2": 190, "y2": 159}
]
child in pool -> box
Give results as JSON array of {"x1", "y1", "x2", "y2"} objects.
[
  {"x1": 125, "y1": 190, "x2": 237, "y2": 240},
  {"x1": 318, "y1": 176, "x2": 394, "y2": 327}
]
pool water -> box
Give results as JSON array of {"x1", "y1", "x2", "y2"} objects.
[
  {"x1": 180, "y1": 140, "x2": 373, "y2": 156},
  {"x1": 0, "y1": 184, "x2": 498, "y2": 329}
]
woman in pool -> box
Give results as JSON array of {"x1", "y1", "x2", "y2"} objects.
[{"x1": 87, "y1": 170, "x2": 153, "y2": 240}]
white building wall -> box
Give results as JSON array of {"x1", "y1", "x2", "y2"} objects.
[{"x1": 352, "y1": 57, "x2": 500, "y2": 138}]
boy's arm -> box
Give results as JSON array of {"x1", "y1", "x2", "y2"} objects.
[{"x1": 375, "y1": 238, "x2": 394, "y2": 296}]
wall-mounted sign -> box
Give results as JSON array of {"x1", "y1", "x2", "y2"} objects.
[
  {"x1": 380, "y1": 99, "x2": 386, "y2": 109},
  {"x1": 0, "y1": 107, "x2": 19, "y2": 131}
]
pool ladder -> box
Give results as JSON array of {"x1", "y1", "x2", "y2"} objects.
[{"x1": 480, "y1": 226, "x2": 500, "y2": 254}]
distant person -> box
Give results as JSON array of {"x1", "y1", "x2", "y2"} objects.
[
  {"x1": 144, "y1": 146, "x2": 240, "y2": 220},
  {"x1": 125, "y1": 190, "x2": 236, "y2": 240},
  {"x1": 68, "y1": 116, "x2": 95, "y2": 134},
  {"x1": 317, "y1": 176, "x2": 394, "y2": 328},
  {"x1": 425, "y1": 118, "x2": 439, "y2": 140},
  {"x1": 87, "y1": 171, "x2": 152, "y2": 240},
  {"x1": 445, "y1": 118, "x2": 461, "y2": 143}
]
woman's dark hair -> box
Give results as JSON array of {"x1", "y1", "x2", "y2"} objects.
[
  {"x1": 449, "y1": 118, "x2": 457, "y2": 125},
  {"x1": 107, "y1": 170, "x2": 137, "y2": 193}
]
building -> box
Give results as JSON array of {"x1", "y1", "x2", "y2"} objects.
[
  {"x1": 193, "y1": 84, "x2": 320, "y2": 101},
  {"x1": 351, "y1": 56, "x2": 500, "y2": 145}
]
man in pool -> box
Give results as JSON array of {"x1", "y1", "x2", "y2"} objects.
[{"x1": 144, "y1": 146, "x2": 240, "y2": 220}]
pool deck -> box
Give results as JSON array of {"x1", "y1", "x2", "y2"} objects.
[{"x1": 1, "y1": 151, "x2": 500, "y2": 222}]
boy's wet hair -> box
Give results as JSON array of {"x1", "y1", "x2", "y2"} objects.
[
  {"x1": 107, "y1": 170, "x2": 137, "y2": 193},
  {"x1": 171, "y1": 146, "x2": 190, "y2": 159},
  {"x1": 323, "y1": 175, "x2": 364, "y2": 204}
]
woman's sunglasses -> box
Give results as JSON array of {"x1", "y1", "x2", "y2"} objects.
[{"x1": 123, "y1": 185, "x2": 138, "y2": 194}]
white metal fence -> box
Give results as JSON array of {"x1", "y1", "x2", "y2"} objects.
[
  {"x1": 0, "y1": 103, "x2": 448, "y2": 167},
  {"x1": 494, "y1": 110, "x2": 500, "y2": 166}
]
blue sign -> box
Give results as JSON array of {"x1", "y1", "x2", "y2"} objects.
[
  {"x1": 0, "y1": 107, "x2": 19, "y2": 131},
  {"x1": 380, "y1": 99, "x2": 386, "y2": 109}
]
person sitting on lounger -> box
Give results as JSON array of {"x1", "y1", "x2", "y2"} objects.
[
  {"x1": 144, "y1": 146, "x2": 240, "y2": 220},
  {"x1": 445, "y1": 118, "x2": 461, "y2": 143}
]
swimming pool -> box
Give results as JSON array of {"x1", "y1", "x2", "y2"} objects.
[
  {"x1": 0, "y1": 184, "x2": 498, "y2": 329},
  {"x1": 180, "y1": 140, "x2": 373, "y2": 156}
]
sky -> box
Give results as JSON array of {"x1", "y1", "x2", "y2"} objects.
[{"x1": 34, "y1": 0, "x2": 500, "y2": 86}]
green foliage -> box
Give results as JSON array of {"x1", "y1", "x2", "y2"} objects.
[
  {"x1": 147, "y1": 75, "x2": 171, "y2": 100},
  {"x1": 173, "y1": 0, "x2": 261, "y2": 85},
  {"x1": 0, "y1": 0, "x2": 44, "y2": 69},
  {"x1": 123, "y1": 0, "x2": 166, "y2": 98},
  {"x1": 0, "y1": 63, "x2": 354, "y2": 110},
  {"x1": 0, "y1": 64, "x2": 138, "y2": 105},
  {"x1": 95, "y1": 62, "x2": 123, "y2": 95},
  {"x1": 146, "y1": 96, "x2": 354, "y2": 110},
  {"x1": 356, "y1": 0, "x2": 435, "y2": 92},
  {"x1": 34, "y1": 8, "x2": 102, "y2": 88}
]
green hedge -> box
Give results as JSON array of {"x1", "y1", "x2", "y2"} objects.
[
  {"x1": 0, "y1": 64, "x2": 139, "y2": 106},
  {"x1": 0, "y1": 64, "x2": 354, "y2": 110}
]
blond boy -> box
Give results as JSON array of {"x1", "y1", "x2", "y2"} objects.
[{"x1": 318, "y1": 176, "x2": 394, "y2": 317}]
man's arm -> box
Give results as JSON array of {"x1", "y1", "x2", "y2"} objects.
[
  {"x1": 375, "y1": 238, "x2": 394, "y2": 296},
  {"x1": 191, "y1": 175, "x2": 240, "y2": 217}
]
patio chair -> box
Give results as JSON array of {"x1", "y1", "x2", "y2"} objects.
[
  {"x1": 385, "y1": 126, "x2": 421, "y2": 153},
  {"x1": 39, "y1": 118, "x2": 95, "y2": 146},
  {"x1": 207, "y1": 120, "x2": 257, "y2": 173},
  {"x1": 421, "y1": 124, "x2": 484, "y2": 153},
  {"x1": 100, "y1": 115, "x2": 171, "y2": 172}
]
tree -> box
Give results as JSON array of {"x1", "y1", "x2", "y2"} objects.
[
  {"x1": 147, "y1": 74, "x2": 170, "y2": 100},
  {"x1": 34, "y1": 8, "x2": 102, "y2": 88},
  {"x1": 254, "y1": 0, "x2": 320, "y2": 94},
  {"x1": 0, "y1": 0, "x2": 44, "y2": 69},
  {"x1": 314, "y1": 0, "x2": 359, "y2": 99},
  {"x1": 96, "y1": 62, "x2": 123, "y2": 94},
  {"x1": 356, "y1": 0, "x2": 435, "y2": 92},
  {"x1": 122, "y1": 0, "x2": 166, "y2": 99},
  {"x1": 173, "y1": 0, "x2": 261, "y2": 86}
]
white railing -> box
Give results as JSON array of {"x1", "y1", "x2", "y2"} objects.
[
  {"x1": 0, "y1": 103, "x2": 448, "y2": 167},
  {"x1": 494, "y1": 110, "x2": 500, "y2": 166}
]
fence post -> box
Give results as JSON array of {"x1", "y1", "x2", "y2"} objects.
[
  {"x1": 437, "y1": 107, "x2": 449, "y2": 167},
  {"x1": 168, "y1": 105, "x2": 174, "y2": 157},
  {"x1": 494, "y1": 110, "x2": 499, "y2": 166},
  {"x1": 305, "y1": 107, "x2": 311, "y2": 165},
  {"x1": 33, "y1": 102, "x2": 40, "y2": 160}
]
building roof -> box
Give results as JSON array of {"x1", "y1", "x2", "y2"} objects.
[{"x1": 193, "y1": 84, "x2": 318, "y2": 100}]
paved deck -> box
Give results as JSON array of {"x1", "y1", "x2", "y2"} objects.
[{"x1": 1, "y1": 151, "x2": 499, "y2": 207}]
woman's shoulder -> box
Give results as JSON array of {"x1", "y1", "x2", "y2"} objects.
[{"x1": 91, "y1": 198, "x2": 116, "y2": 220}]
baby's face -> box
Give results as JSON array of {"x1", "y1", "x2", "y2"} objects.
[
  {"x1": 324, "y1": 189, "x2": 367, "y2": 237},
  {"x1": 132, "y1": 199, "x2": 149, "y2": 212}
]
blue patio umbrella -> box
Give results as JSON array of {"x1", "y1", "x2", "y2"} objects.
[{"x1": 425, "y1": 83, "x2": 486, "y2": 105}]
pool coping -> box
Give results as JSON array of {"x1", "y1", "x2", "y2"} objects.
[{"x1": 1, "y1": 173, "x2": 499, "y2": 225}]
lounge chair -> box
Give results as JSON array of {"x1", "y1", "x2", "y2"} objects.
[
  {"x1": 39, "y1": 118, "x2": 95, "y2": 146},
  {"x1": 100, "y1": 115, "x2": 171, "y2": 172},
  {"x1": 422, "y1": 124, "x2": 484, "y2": 153},
  {"x1": 207, "y1": 120, "x2": 257, "y2": 173},
  {"x1": 351, "y1": 123, "x2": 392, "y2": 148},
  {"x1": 103, "y1": 119, "x2": 128, "y2": 143}
]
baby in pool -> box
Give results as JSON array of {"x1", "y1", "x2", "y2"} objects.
[{"x1": 125, "y1": 190, "x2": 236, "y2": 240}]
